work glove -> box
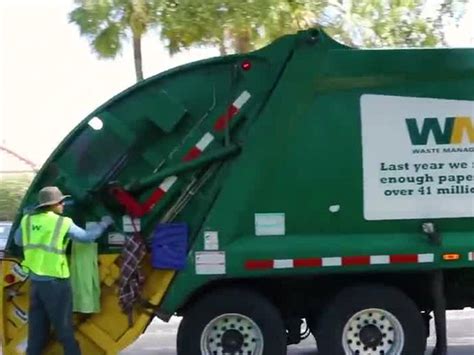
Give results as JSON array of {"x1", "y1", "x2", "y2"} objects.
[{"x1": 101, "y1": 215, "x2": 114, "y2": 228}]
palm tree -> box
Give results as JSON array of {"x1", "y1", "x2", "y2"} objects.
[
  {"x1": 69, "y1": 0, "x2": 468, "y2": 80},
  {"x1": 160, "y1": 0, "x2": 323, "y2": 55},
  {"x1": 69, "y1": 0, "x2": 160, "y2": 82}
]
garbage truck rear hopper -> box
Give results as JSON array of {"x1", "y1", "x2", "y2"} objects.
[{"x1": 2, "y1": 28, "x2": 474, "y2": 355}]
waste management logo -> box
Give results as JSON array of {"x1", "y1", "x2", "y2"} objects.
[
  {"x1": 406, "y1": 116, "x2": 474, "y2": 150},
  {"x1": 360, "y1": 95, "x2": 474, "y2": 221}
]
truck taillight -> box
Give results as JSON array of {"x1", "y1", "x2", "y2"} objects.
[{"x1": 241, "y1": 60, "x2": 252, "y2": 71}]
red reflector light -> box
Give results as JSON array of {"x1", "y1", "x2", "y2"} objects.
[
  {"x1": 4, "y1": 274, "x2": 15, "y2": 284},
  {"x1": 241, "y1": 60, "x2": 251, "y2": 71}
]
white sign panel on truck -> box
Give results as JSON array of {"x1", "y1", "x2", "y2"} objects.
[{"x1": 360, "y1": 94, "x2": 474, "y2": 220}]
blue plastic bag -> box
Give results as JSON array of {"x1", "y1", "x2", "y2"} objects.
[{"x1": 151, "y1": 223, "x2": 188, "y2": 270}]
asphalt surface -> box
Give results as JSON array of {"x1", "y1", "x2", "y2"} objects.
[
  {"x1": 121, "y1": 310, "x2": 474, "y2": 354},
  {"x1": 0, "y1": 311, "x2": 471, "y2": 354}
]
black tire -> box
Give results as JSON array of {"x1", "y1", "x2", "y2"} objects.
[
  {"x1": 314, "y1": 285, "x2": 427, "y2": 355},
  {"x1": 177, "y1": 287, "x2": 287, "y2": 355}
]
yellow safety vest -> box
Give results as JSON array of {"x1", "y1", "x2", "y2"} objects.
[{"x1": 21, "y1": 211, "x2": 73, "y2": 278}]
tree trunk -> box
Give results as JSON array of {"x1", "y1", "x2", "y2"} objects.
[
  {"x1": 235, "y1": 30, "x2": 252, "y2": 53},
  {"x1": 133, "y1": 34, "x2": 144, "y2": 82},
  {"x1": 218, "y1": 40, "x2": 227, "y2": 56},
  {"x1": 218, "y1": 29, "x2": 227, "y2": 56}
]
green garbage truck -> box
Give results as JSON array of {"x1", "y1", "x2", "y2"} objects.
[{"x1": 2, "y1": 28, "x2": 474, "y2": 355}]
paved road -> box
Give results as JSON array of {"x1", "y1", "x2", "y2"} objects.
[{"x1": 121, "y1": 310, "x2": 474, "y2": 354}]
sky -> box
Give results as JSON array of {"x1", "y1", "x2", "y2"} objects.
[
  {"x1": 0, "y1": 0, "x2": 218, "y2": 167},
  {"x1": 1, "y1": 0, "x2": 474, "y2": 168}
]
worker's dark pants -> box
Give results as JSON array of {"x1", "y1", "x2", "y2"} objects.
[{"x1": 27, "y1": 278, "x2": 81, "y2": 355}]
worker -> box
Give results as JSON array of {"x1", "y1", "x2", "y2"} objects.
[{"x1": 13, "y1": 186, "x2": 114, "y2": 355}]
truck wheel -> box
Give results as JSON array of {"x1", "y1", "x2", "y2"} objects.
[
  {"x1": 315, "y1": 285, "x2": 427, "y2": 355},
  {"x1": 176, "y1": 288, "x2": 286, "y2": 355}
]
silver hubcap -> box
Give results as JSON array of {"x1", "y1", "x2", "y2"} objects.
[
  {"x1": 342, "y1": 308, "x2": 405, "y2": 355},
  {"x1": 200, "y1": 313, "x2": 264, "y2": 355}
]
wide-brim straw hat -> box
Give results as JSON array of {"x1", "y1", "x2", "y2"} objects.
[{"x1": 36, "y1": 186, "x2": 71, "y2": 208}]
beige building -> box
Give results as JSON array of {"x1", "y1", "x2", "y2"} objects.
[{"x1": 0, "y1": 145, "x2": 37, "y2": 176}]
